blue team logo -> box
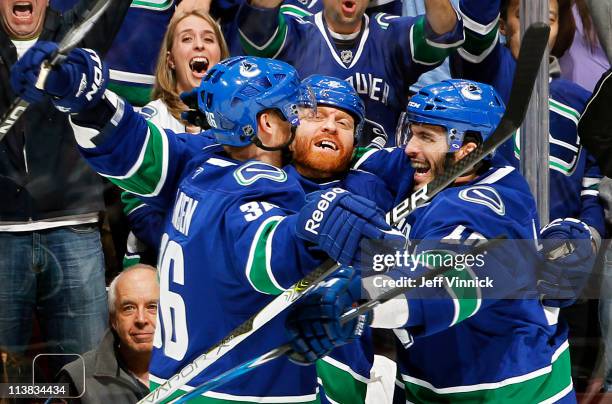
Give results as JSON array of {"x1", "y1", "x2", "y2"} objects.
[
  {"x1": 139, "y1": 105, "x2": 158, "y2": 120},
  {"x1": 234, "y1": 161, "x2": 288, "y2": 186},
  {"x1": 240, "y1": 61, "x2": 261, "y2": 78},
  {"x1": 458, "y1": 186, "x2": 505, "y2": 216}
]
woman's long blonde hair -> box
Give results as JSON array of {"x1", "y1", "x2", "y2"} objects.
[{"x1": 152, "y1": 9, "x2": 230, "y2": 122}]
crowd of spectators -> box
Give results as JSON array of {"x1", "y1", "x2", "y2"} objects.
[{"x1": 0, "y1": 0, "x2": 611, "y2": 402}]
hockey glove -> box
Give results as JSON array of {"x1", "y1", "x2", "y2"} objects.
[
  {"x1": 295, "y1": 188, "x2": 405, "y2": 267},
  {"x1": 10, "y1": 41, "x2": 108, "y2": 113},
  {"x1": 538, "y1": 218, "x2": 596, "y2": 307},
  {"x1": 285, "y1": 267, "x2": 370, "y2": 365}
]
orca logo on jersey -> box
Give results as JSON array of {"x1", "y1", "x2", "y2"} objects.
[
  {"x1": 458, "y1": 186, "x2": 505, "y2": 216},
  {"x1": 234, "y1": 161, "x2": 288, "y2": 186},
  {"x1": 304, "y1": 188, "x2": 347, "y2": 235}
]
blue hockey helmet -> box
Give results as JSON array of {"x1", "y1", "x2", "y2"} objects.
[
  {"x1": 186, "y1": 56, "x2": 309, "y2": 148},
  {"x1": 301, "y1": 75, "x2": 365, "y2": 139},
  {"x1": 397, "y1": 80, "x2": 505, "y2": 152}
]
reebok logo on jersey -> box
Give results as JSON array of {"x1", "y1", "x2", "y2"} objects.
[{"x1": 304, "y1": 188, "x2": 347, "y2": 235}]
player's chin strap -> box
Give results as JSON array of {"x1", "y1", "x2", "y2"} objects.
[
  {"x1": 251, "y1": 125, "x2": 297, "y2": 151},
  {"x1": 138, "y1": 23, "x2": 550, "y2": 404}
]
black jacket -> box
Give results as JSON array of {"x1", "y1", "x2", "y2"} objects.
[
  {"x1": 0, "y1": 1, "x2": 130, "y2": 222},
  {"x1": 57, "y1": 329, "x2": 150, "y2": 403}
]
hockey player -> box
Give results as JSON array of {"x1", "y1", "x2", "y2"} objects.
[
  {"x1": 451, "y1": 0, "x2": 605, "y2": 263},
  {"x1": 10, "y1": 43, "x2": 404, "y2": 401},
  {"x1": 286, "y1": 80, "x2": 591, "y2": 402},
  {"x1": 235, "y1": 0, "x2": 464, "y2": 146},
  {"x1": 122, "y1": 8, "x2": 230, "y2": 266},
  {"x1": 289, "y1": 75, "x2": 395, "y2": 403}
]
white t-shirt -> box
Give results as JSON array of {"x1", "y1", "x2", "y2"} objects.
[
  {"x1": 12, "y1": 38, "x2": 38, "y2": 59},
  {"x1": 139, "y1": 99, "x2": 190, "y2": 133}
]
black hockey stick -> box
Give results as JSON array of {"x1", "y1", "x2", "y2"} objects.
[
  {"x1": 171, "y1": 237, "x2": 505, "y2": 403},
  {"x1": 141, "y1": 22, "x2": 550, "y2": 404},
  {"x1": 0, "y1": 0, "x2": 112, "y2": 141}
]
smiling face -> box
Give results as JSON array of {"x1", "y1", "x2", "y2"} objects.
[
  {"x1": 110, "y1": 268, "x2": 159, "y2": 355},
  {"x1": 168, "y1": 15, "x2": 223, "y2": 94},
  {"x1": 322, "y1": 0, "x2": 369, "y2": 34},
  {"x1": 291, "y1": 105, "x2": 356, "y2": 179},
  {"x1": 0, "y1": 0, "x2": 48, "y2": 39},
  {"x1": 404, "y1": 123, "x2": 450, "y2": 190}
]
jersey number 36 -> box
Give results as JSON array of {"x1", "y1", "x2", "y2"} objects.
[{"x1": 154, "y1": 234, "x2": 189, "y2": 360}]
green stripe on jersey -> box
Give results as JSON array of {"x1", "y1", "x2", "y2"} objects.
[
  {"x1": 245, "y1": 217, "x2": 286, "y2": 295},
  {"x1": 239, "y1": 12, "x2": 288, "y2": 58},
  {"x1": 108, "y1": 82, "x2": 152, "y2": 107},
  {"x1": 121, "y1": 191, "x2": 145, "y2": 216},
  {"x1": 316, "y1": 358, "x2": 368, "y2": 404},
  {"x1": 353, "y1": 147, "x2": 375, "y2": 162},
  {"x1": 461, "y1": 23, "x2": 499, "y2": 58},
  {"x1": 401, "y1": 343, "x2": 572, "y2": 403},
  {"x1": 105, "y1": 121, "x2": 168, "y2": 197},
  {"x1": 410, "y1": 17, "x2": 455, "y2": 66},
  {"x1": 131, "y1": 0, "x2": 174, "y2": 11},
  {"x1": 149, "y1": 379, "x2": 321, "y2": 403},
  {"x1": 421, "y1": 250, "x2": 480, "y2": 326},
  {"x1": 280, "y1": 4, "x2": 312, "y2": 18},
  {"x1": 549, "y1": 98, "x2": 581, "y2": 125}
]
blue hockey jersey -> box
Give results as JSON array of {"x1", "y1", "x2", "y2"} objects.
[
  {"x1": 236, "y1": 5, "x2": 464, "y2": 146},
  {"x1": 346, "y1": 144, "x2": 574, "y2": 402},
  {"x1": 72, "y1": 96, "x2": 406, "y2": 402},
  {"x1": 72, "y1": 97, "x2": 334, "y2": 402},
  {"x1": 451, "y1": 0, "x2": 605, "y2": 238},
  {"x1": 105, "y1": 0, "x2": 176, "y2": 106},
  {"x1": 371, "y1": 161, "x2": 573, "y2": 402}
]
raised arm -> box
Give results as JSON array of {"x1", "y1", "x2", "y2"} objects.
[{"x1": 424, "y1": 0, "x2": 459, "y2": 35}]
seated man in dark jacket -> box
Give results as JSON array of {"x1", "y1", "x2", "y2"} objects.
[{"x1": 57, "y1": 264, "x2": 159, "y2": 403}]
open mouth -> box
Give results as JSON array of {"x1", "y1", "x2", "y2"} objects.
[
  {"x1": 13, "y1": 2, "x2": 33, "y2": 18},
  {"x1": 315, "y1": 139, "x2": 339, "y2": 151},
  {"x1": 411, "y1": 160, "x2": 431, "y2": 178},
  {"x1": 341, "y1": 0, "x2": 357, "y2": 14},
  {"x1": 189, "y1": 56, "x2": 209, "y2": 76}
]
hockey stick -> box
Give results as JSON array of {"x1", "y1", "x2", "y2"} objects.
[
  {"x1": 141, "y1": 22, "x2": 550, "y2": 404},
  {"x1": 0, "y1": 0, "x2": 112, "y2": 141},
  {"x1": 171, "y1": 238, "x2": 505, "y2": 403}
]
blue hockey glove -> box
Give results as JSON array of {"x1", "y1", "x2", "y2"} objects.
[
  {"x1": 285, "y1": 268, "x2": 370, "y2": 365},
  {"x1": 295, "y1": 188, "x2": 405, "y2": 267},
  {"x1": 538, "y1": 218, "x2": 596, "y2": 307},
  {"x1": 10, "y1": 41, "x2": 108, "y2": 112}
]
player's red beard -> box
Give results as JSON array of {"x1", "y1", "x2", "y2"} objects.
[{"x1": 291, "y1": 133, "x2": 354, "y2": 179}]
